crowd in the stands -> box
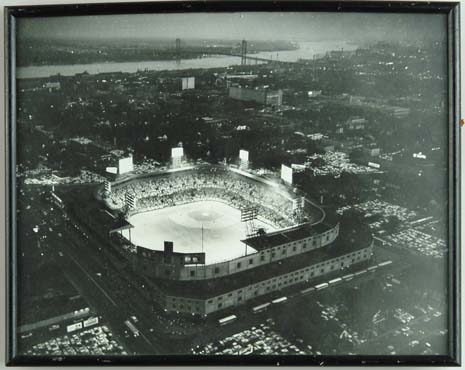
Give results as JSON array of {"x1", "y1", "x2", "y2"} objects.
[{"x1": 107, "y1": 168, "x2": 296, "y2": 228}]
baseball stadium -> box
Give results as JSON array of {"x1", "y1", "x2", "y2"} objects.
[{"x1": 55, "y1": 156, "x2": 373, "y2": 316}]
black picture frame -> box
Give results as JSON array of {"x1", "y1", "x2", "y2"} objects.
[{"x1": 4, "y1": 1, "x2": 461, "y2": 366}]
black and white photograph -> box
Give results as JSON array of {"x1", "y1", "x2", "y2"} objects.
[{"x1": 4, "y1": 2, "x2": 461, "y2": 366}]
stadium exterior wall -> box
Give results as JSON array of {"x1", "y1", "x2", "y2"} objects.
[
  {"x1": 57, "y1": 179, "x2": 373, "y2": 317},
  {"x1": 128, "y1": 223, "x2": 340, "y2": 280},
  {"x1": 163, "y1": 242, "x2": 373, "y2": 315}
]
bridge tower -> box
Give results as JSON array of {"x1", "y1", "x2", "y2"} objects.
[
  {"x1": 175, "y1": 38, "x2": 181, "y2": 64},
  {"x1": 241, "y1": 40, "x2": 247, "y2": 65}
]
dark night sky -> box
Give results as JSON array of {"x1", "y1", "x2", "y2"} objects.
[{"x1": 17, "y1": 12, "x2": 447, "y2": 43}]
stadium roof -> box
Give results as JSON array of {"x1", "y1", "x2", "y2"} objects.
[
  {"x1": 242, "y1": 222, "x2": 336, "y2": 250},
  {"x1": 109, "y1": 217, "x2": 133, "y2": 234},
  {"x1": 57, "y1": 188, "x2": 132, "y2": 235}
]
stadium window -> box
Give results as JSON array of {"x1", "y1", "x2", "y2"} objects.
[
  {"x1": 214, "y1": 267, "x2": 220, "y2": 274},
  {"x1": 228, "y1": 293, "x2": 232, "y2": 297},
  {"x1": 261, "y1": 255, "x2": 265, "y2": 261},
  {"x1": 249, "y1": 259, "x2": 253, "y2": 265},
  {"x1": 218, "y1": 303, "x2": 222, "y2": 309},
  {"x1": 282, "y1": 250, "x2": 286, "y2": 255},
  {"x1": 310, "y1": 272, "x2": 314, "y2": 277},
  {"x1": 207, "y1": 299, "x2": 213, "y2": 304},
  {"x1": 237, "y1": 262, "x2": 241, "y2": 269},
  {"x1": 320, "y1": 268, "x2": 324, "y2": 274},
  {"x1": 190, "y1": 270, "x2": 195, "y2": 277},
  {"x1": 293, "y1": 246, "x2": 297, "y2": 252},
  {"x1": 341, "y1": 262, "x2": 344, "y2": 267},
  {"x1": 271, "y1": 252, "x2": 276, "y2": 258},
  {"x1": 238, "y1": 296, "x2": 242, "y2": 301}
]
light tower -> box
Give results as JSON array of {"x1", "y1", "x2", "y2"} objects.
[
  {"x1": 292, "y1": 196, "x2": 306, "y2": 223},
  {"x1": 241, "y1": 206, "x2": 258, "y2": 256},
  {"x1": 104, "y1": 179, "x2": 112, "y2": 194},
  {"x1": 241, "y1": 40, "x2": 247, "y2": 66},
  {"x1": 171, "y1": 146, "x2": 184, "y2": 168},
  {"x1": 281, "y1": 164, "x2": 293, "y2": 185},
  {"x1": 241, "y1": 207, "x2": 258, "y2": 238},
  {"x1": 125, "y1": 192, "x2": 136, "y2": 210},
  {"x1": 239, "y1": 149, "x2": 249, "y2": 170}
]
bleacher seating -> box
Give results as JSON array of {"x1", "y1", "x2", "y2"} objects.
[{"x1": 108, "y1": 167, "x2": 296, "y2": 228}]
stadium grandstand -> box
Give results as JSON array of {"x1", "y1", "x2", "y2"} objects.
[{"x1": 56, "y1": 164, "x2": 373, "y2": 315}]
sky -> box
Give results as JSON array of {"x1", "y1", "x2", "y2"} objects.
[{"x1": 17, "y1": 12, "x2": 447, "y2": 43}]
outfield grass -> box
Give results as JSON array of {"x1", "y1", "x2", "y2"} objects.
[{"x1": 124, "y1": 200, "x2": 277, "y2": 265}]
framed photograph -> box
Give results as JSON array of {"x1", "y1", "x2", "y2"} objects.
[{"x1": 5, "y1": 1, "x2": 461, "y2": 366}]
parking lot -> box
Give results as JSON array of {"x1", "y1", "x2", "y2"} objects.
[{"x1": 24, "y1": 325, "x2": 127, "y2": 356}]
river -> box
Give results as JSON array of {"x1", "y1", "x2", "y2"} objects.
[{"x1": 16, "y1": 41, "x2": 358, "y2": 79}]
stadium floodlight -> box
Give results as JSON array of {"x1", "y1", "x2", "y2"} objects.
[
  {"x1": 239, "y1": 149, "x2": 249, "y2": 161},
  {"x1": 281, "y1": 164, "x2": 293, "y2": 184},
  {"x1": 125, "y1": 192, "x2": 136, "y2": 209},
  {"x1": 171, "y1": 147, "x2": 184, "y2": 158},
  {"x1": 118, "y1": 157, "x2": 134, "y2": 174},
  {"x1": 241, "y1": 207, "x2": 258, "y2": 222},
  {"x1": 104, "y1": 180, "x2": 112, "y2": 193}
]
